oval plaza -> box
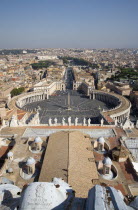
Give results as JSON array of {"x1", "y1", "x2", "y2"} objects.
[
  {"x1": 12, "y1": 83, "x2": 131, "y2": 127},
  {"x1": 7, "y1": 67, "x2": 131, "y2": 127}
]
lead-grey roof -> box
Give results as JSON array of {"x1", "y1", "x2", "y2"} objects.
[
  {"x1": 86, "y1": 185, "x2": 129, "y2": 210},
  {"x1": 19, "y1": 179, "x2": 72, "y2": 210},
  {"x1": 124, "y1": 138, "x2": 138, "y2": 161},
  {"x1": 130, "y1": 196, "x2": 138, "y2": 209}
]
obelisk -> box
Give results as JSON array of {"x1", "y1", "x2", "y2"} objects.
[{"x1": 67, "y1": 92, "x2": 71, "y2": 110}]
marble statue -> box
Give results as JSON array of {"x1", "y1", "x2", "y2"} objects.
[
  {"x1": 49, "y1": 118, "x2": 52, "y2": 126},
  {"x1": 35, "y1": 111, "x2": 40, "y2": 124},
  {"x1": 83, "y1": 118, "x2": 86, "y2": 126},
  {"x1": 75, "y1": 117, "x2": 78, "y2": 126},
  {"x1": 9, "y1": 115, "x2": 18, "y2": 127},
  {"x1": 115, "y1": 118, "x2": 118, "y2": 126},
  {"x1": 54, "y1": 118, "x2": 58, "y2": 126},
  {"x1": 62, "y1": 117, "x2": 65, "y2": 126},
  {"x1": 100, "y1": 118, "x2": 104, "y2": 126},
  {"x1": 88, "y1": 118, "x2": 91, "y2": 126},
  {"x1": 68, "y1": 116, "x2": 71, "y2": 126},
  {"x1": 7, "y1": 93, "x2": 11, "y2": 103}
]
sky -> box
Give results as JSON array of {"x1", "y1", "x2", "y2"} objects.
[{"x1": 0, "y1": 0, "x2": 138, "y2": 49}]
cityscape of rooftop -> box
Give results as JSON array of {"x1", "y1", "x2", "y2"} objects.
[{"x1": 0, "y1": 1, "x2": 138, "y2": 210}]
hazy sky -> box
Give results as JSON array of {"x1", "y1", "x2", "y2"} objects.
[{"x1": 0, "y1": 0, "x2": 138, "y2": 49}]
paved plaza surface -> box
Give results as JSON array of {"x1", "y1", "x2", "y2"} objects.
[{"x1": 23, "y1": 90, "x2": 114, "y2": 124}]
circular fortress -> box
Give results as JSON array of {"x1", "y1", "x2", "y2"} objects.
[{"x1": 9, "y1": 89, "x2": 131, "y2": 126}]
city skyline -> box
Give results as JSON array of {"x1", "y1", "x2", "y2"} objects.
[{"x1": 0, "y1": 0, "x2": 138, "y2": 48}]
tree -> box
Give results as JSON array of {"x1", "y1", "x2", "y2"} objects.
[
  {"x1": 31, "y1": 60, "x2": 56, "y2": 70},
  {"x1": 10, "y1": 87, "x2": 25, "y2": 97}
]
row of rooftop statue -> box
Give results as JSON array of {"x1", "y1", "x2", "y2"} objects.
[
  {"x1": 48, "y1": 117, "x2": 104, "y2": 126},
  {"x1": 8, "y1": 114, "x2": 105, "y2": 127},
  {"x1": 8, "y1": 113, "x2": 136, "y2": 130}
]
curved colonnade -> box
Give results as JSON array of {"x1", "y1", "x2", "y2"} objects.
[
  {"x1": 8, "y1": 81, "x2": 65, "y2": 110},
  {"x1": 16, "y1": 91, "x2": 49, "y2": 109},
  {"x1": 8, "y1": 89, "x2": 131, "y2": 125},
  {"x1": 90, "y1": 90, "x2": 131, "y2": 123}
]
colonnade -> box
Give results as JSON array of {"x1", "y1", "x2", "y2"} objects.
[
  {"x1": 111, "y1": 110, "x2": 130, "y2": 124},
  {"x1": 15, "y1": 81, "x2": 66, "y2": 109},
  {"x1": 16, "y1": 92, "x2": 49, "y2": 108},
  {"x1": 90, "y1": 92, "x2": 120, "y2": 107},
  {"x1": 90, "y1": 91, "x2": 131, "y2": 124}
]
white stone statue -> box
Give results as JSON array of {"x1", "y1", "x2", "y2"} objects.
[
  {"x1": 88, "y1": 118, "x2": 91, "y2": 126},
  {"x1": 68, "y1": 116, "x2": 71, "y2": 126},
  {"x1": 75, "y1": 117, "x2": 78, "y2": 126},
  {"x1": 83, "y1": 118, "x2": 86, "y2": 126},
  {"x1": 54, "y1": 118, "x2": 58, "y2": 126},
  {"x1": 62, "y1": 117, "x2": 65, "y2": 126},
  {"x1": 101, "y1": 118, "x2": 104, "y2": 126},
  {"x1": 35, "y1": 111, "x2": 40, "y2": 124},
  {"x1": 49, "y1": 118, "x2": 52, "y2": 126},
  {"x1": 7, "y1": 94, "x2": 11, "y2": 103},
  {"x1": 9, "y1": 115, "x2": 18, "y2": 127},
  {"x1": 115, "y1": 118, "x2": 118, "y2": 126}
]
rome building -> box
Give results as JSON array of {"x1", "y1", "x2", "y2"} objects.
[
  {"x1": 0, "y1": 66, "x2": 137, "y2": 209},
  {"x1": 5, "y1": 67, "x2": 131, "y2": 127}
]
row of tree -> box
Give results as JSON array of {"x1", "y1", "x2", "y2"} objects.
[
  {"x1": 10, "y1": 87, "x2": 25, "y2": 97},
  {"x1": 111, "y1": 68, "x2": 138, "y2": 81},
  {"x1": 59, "y1": 56, "x2": 98, "y2": 68},
  {"x1": 31, "y1": 60, "x2": 56, "y2": 70}
]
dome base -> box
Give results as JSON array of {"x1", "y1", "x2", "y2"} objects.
[{"x1": 99, "y1": 170, "x2": 114, "y2": 180}]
